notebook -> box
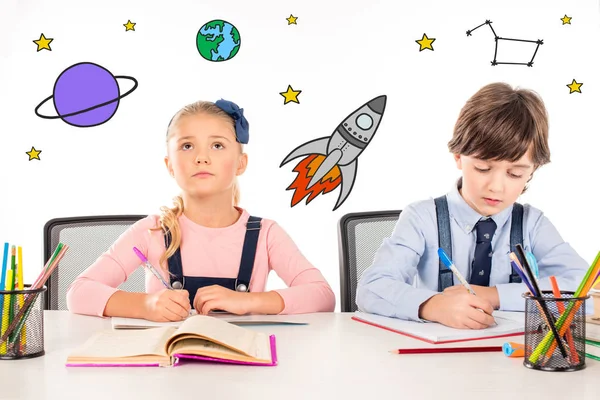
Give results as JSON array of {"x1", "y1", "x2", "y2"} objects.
[
  {"x1": 586, "y1": 291, "x2": 600, "y2": 325},
  {"x1": 585, "y1": 339, "x2": 600, "y2": 361},
  {"x1": 66, "y1": 314, "x2": 277, "y2": 367},
  {"x1": 111, "y1": 312, "x2": 309, "y2": 329},
  {"x1": 587, "y1": 322, "x2": 600, "y2": 342},
  {"x1": 352, "y1": 311, "x2": 525, "y2": 344}
]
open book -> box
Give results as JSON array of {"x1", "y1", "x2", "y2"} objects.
[
  {"x1": 66, "y1": 315, "x2": 277, "y2": 367},
  {"x1": 352, "y1": 311, "x2": 524, "y2": 344}
]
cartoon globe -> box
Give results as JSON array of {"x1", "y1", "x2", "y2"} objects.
[
  {"x1": 196, "y1": 20, "x2": 241, "y2": 62},
  {"x1": 34, "y1": 62, "x2": 138, "y2": 127}
]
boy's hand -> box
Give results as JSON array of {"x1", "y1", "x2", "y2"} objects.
[
  {"x1": 443, "y1": 284, "x2": 500, "y2": 309},
  {"x1": 143, "y1": 289, "x2": 191, "y2": 322},
  {"x1": 193, "y1": 285, "x2": 250, "y2": 315},
  {"x1": 418, "y1": 291, "x2": 496, "y2": 329}
]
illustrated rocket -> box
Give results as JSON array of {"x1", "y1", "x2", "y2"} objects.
[{"x1": 280, "y1": 95, "x2": 387, "y2": 210}]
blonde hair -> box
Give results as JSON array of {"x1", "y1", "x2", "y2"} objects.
[{"x1": 151, "y1": 100, "x2": 243, "y2": 270}]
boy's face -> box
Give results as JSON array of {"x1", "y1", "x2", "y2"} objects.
[
  {"x1": 454, "y1": 151, "x2": 535, "y2": 217},
  {"x1": 164, "y1": 113, "x2": 247, "y2": 199}
]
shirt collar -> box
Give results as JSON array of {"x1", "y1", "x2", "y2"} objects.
[{"x1": 446, "y1": 179, "x2": 514, "y2": 234}]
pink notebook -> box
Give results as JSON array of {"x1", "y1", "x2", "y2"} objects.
[
  {"x1": 65, "y1": 315, "x2": 278, "y2": 367},
  {"x1": 66, "y1": 335, "x2": 278, "y2": 368}
]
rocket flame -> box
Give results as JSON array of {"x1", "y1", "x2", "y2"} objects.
[{"x1": 287, "y1": 154, "x2": 342, "y2": 206}]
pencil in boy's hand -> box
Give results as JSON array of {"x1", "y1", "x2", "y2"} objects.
[
  {"x1": 437, "y1": 248, "x2": 476, "y2": 295},
  {"x1": 392, "y1": 346, "x2": 502, "y2": 355}
]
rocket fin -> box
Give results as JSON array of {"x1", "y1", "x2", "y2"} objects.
[
  {"x1": 333, "y1": 159, "x2": 357, "y2": 211},
  {"x1": 279, "y1": 137, "x2": 329, "y2": 167}
]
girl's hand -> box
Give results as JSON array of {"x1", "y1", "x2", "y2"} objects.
[
  {"x1": 193, "y1": 285, "x2": 250, "y2": 315},
  {"x1": 143, "y1": 289, "x2": 191, "y2": 322}
]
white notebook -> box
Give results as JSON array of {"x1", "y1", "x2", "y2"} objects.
[
  {"x1": 352, "y1": 311, "x2": 525, "y2": 344},
  {"x1": 112, "y1": 312, "x2": 309, "y2": 329}
]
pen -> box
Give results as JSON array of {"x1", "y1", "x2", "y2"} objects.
[
  {"x1": 437, "y1": 248, "x2": 476, "y2": 295},
  {"x1": 133, "y1": 247, "x2": 173, "y2": 290},
  {"x1": 392, "y1": 346, "x2": 502, "y2": 355},
  {"x1": 525, "y1": 251, "x2": 539, "y2": 281}
]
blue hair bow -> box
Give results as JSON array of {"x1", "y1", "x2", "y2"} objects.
[{"x1": 215, "y1": 99, "x2": 249, "y2": 144}]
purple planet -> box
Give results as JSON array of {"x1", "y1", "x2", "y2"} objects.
[{"x1": 35, "y1": 62, "x2": 138, "y2": 127}]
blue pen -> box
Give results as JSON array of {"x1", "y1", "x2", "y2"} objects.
[
  {"x1": 438, "y1": 248, "x2": 476, "y2": 295},
  {"x1": 0, "y1": 243, "x2": 9, "y2": 321},
  {"x1": 525, "y1": 251, "x2": 539, "y2": 281}
]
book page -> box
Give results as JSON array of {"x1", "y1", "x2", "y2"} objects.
[
  {"x1": 169, "y1": 337, "x2": 272, "y2": 363},
  {"x1": 68, "y1": 326, "x2": 175, "y2": 359},
  {"x1": 167, "y1": 315, "x2": 270, "y2": 359}
]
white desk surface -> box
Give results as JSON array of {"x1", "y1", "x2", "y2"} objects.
[{"x1": 0, "y1": 311, "x2": 598, "y2": 400}]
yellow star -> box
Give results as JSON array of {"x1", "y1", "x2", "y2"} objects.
[
  {"x1": 561, "y1": 15, "x2": 572, "y2": 25},
  {"x1": 416, "y1": 33, "x2": 435, "y2": 51},
  {"x1": 287, "y1": 15, "x2": 298, "y2": 25},
  {"x1": 280, "y1": 85, "x2": 302, "y2": 104},
  {"x1": 566, "y1": 79, "x2": 583, "y2": 94},
  {"x1": 26, "y1": 146, "x2": 41, "y2": 161},
  {"x1": 124, "y1": 20, "x2": 136, "y2": 31},
  {"x1": 33, "y1": 33, "x2": 53, "y2": 52}
]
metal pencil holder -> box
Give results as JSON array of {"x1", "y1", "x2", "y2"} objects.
[
  {"x1": 523, "y1": 290, "x2": 588, "y2": 372},
  {"x1": 0, "y1": 285, "x2": 47, "y2": 360}
]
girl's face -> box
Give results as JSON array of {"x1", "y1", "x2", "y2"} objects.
[{"x1": 165, "y1": 113, "x2": 247, "y2": 200}]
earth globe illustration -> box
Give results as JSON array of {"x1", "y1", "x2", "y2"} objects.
[
  {"x1": 196, "y1": 20, "x2": 241, "y2": 62},
  {"x1": 34, "y1": 62, "x2": 138, "y2": 127}
]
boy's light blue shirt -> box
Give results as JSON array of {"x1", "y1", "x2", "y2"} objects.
[{"x1": 356, "y1": 182, "x2": 591, "y2": 322}]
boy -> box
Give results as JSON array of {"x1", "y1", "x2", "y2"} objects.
[{"x1": 356, "y1": 82, "x2": 589, "y2": 329}]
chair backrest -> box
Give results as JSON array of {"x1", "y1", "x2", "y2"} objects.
[
  {"x1": 43, "y1": 215, "x2": 148, "y2": 310},
  {"x1": 337, "y1": 210, "x2": 401, "y2": 312}
]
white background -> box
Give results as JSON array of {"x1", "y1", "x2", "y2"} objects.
[{"x1": 1, "y1": 0, "x2": 599, "y2": 309}]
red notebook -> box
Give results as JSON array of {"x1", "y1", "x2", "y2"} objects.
[{"x1": 352, "y1": 311, "x2": 524, "y2": 344}]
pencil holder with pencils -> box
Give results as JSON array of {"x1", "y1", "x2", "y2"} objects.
[
  {"x1": 523, "y1": 291, "x2": 589, "y2": 372},
  {"x1": 0, "y1": 285, "x2": 46, "y2": 360}
]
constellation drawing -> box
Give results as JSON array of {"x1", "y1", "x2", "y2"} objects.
[{"x1": 466, "y1": 20, "x2": 543, "y2": 67}]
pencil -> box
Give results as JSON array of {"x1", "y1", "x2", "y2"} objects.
[
  {"x1": 392, "y1": 346, "x2": 502, "y2": 354},
  {"x1": 515, "y1": 244, "x2": 568, "y2": 359},
  {"x1": 17, "y1": 246, "x2": 26, "y2": 352},
  {"x1": 548, "y1": 276, "x2": 578, "y2": 364},
  {"x1": 529, "y1": 250, "x2": 600, "y2": 364}
]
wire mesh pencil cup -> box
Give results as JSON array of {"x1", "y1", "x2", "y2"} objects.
[
  {"x1": 0, "y1": 285, "x2": 46, "y2": 360},
  {"x1": 523, "y1": 291, "x2": 588, "y2": 372}
]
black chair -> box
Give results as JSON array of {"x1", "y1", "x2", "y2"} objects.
[
  {"x1": 43, "y1": 215, "x2": 148, "y2": 310},
  {"x1": 337, "y1": 210, "x2": 401, "y2": 312}
]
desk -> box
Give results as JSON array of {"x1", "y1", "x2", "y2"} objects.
[{"x1": 0, "y1": 311, "x2": 598, "y2": 400}]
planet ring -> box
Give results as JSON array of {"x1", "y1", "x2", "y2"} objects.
[{"x1": 34, "y1": 75, "x2": 139, "y2": 119}]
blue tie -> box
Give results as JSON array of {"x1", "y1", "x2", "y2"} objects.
[{"x1": 470, "y1": 218, "x2": 497, "y2": 286}]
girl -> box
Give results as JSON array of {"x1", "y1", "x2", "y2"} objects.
[{"x1": 66, "y1": 99, "x2": 336, "y2": 322}]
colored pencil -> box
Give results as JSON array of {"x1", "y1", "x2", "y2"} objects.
[
  {"x1": 392, "y1": 346, "x2": 502, "y2": 354},
  {"x1": 2, "y1": 243, "x2": 68, "y2": 346},
  {"x1": 0, "y1": 243, "x2": 8, "y2": 322},
  {"x1": 516, "y1": 244, "x2": 568, "y2": 359},
  {"x1": 529, "y1": 251, "x2": 600, "y2": 364},
  {"x1": 548, "y1": 276, "x2": 579, "y2": 364},
  {"x1": 17, "y1": 246, "x2": 26, "y2": 352}
]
